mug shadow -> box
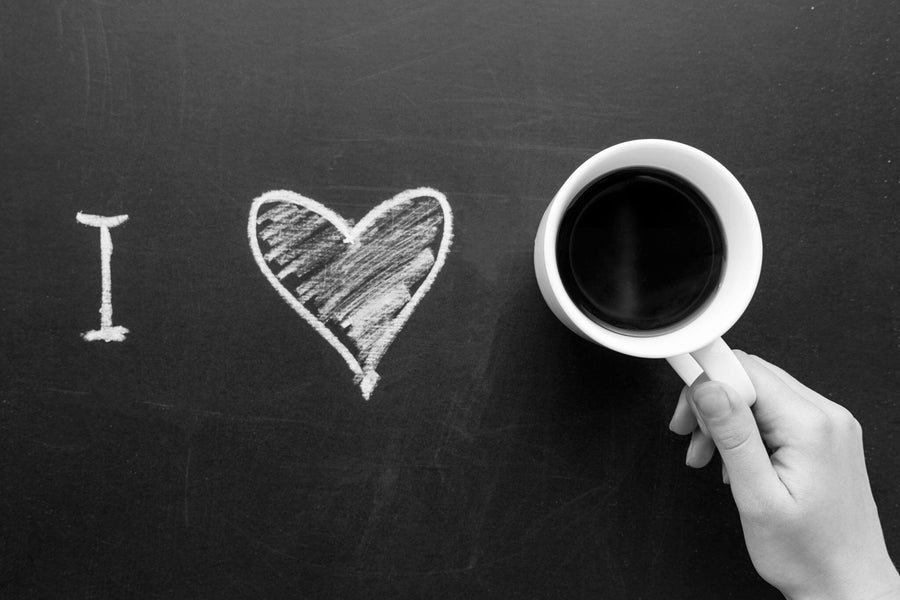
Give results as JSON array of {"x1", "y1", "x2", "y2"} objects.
[{"x1": 484, "y1": 252, "x2": 666, "y2": 422}]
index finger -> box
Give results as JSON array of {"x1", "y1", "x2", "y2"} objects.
[
  {"x1": 733, "y1": 350, "x2": 825, "y2": 440},
  {"x1": 745, "y1": 354, "x2": 842, "y2": 415}
]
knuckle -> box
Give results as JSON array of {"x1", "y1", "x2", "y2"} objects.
[
  {"x1": 845, "y1": 414, "x2": 863, "y2": 440},
  {"x1": 804, "y1": 410, "x2": 833, "y2": 436},
  {"x1": 832, "y1": 406, "x2": 858, "y2": 429},
  {"x1": 801, "y1": 406, "x2": 863, "y2": 442},
  {"x1": 825, "y1": 406, "x2": 863, "y2": 440}
]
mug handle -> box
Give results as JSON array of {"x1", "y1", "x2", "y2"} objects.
[{"x1": 665, "y1": 338, "x2": 756, "y2": 405}]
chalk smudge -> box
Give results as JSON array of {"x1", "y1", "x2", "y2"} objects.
[{"x1": 248, "y1": 188, "x2": 453, "y2": 399}]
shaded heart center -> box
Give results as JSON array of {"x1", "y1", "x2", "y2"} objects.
[{"x1": 249, "y1": 189, "x2": 452, "y2": 399}]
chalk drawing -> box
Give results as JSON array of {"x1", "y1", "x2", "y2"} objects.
[
  {"x1": 77, "y1": 212, "x2": 129, "y2": 342},
  {"x1": 248, "y1": 188, "x2": 453, "y2": 400}
]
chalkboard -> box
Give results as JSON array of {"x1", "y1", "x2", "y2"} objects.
[{"x1": 2, "y1": 1, "x2": 899, "y2": 598}]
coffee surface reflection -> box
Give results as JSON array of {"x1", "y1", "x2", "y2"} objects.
[{"x1": 556, "y1": 168, "x2": 724, "y2": 332}]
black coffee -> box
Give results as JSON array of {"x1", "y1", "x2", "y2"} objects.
[{"x1": 556, "y1": 167, "x2": 724, "y2": 332}]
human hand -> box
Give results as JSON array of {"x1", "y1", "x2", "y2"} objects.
[{"x1": 669, "y1": 351, "x2": 900, "y2": 600}]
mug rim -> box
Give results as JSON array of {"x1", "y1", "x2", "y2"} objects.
[{"x1": 535, "y1": 139, "x2": 762, "y2": 358}]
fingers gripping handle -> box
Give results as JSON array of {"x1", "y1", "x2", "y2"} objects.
[{"x1": 666, "y1": 338, "x2": 756, "y2": 406}]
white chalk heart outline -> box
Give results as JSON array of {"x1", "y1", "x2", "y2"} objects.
[{"x1": 247, "y1": 187, "x2": 453, "y2": 400}]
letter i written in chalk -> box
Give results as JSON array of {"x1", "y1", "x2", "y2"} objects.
[{"x1": 77, "y1": 212, "x2": 129, "y2": 342}]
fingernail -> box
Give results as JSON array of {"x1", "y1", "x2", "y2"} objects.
[
  {"x1": 692, "y1": 384, "x2": 730, "y2": 418},
  {"x1": 668, "y1": 388, "x2": 688, "y2": 432},
  {"x1": 685, "y1": 436, "x2": 695, "y2": 466}
]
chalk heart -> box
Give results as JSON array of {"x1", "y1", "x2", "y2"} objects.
[{"x1": 248, "y1": 188, "x2": 453, "y2": 400}]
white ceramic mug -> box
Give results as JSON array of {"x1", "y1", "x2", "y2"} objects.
[{"x1": 534, "y1": 139, "x2": 762, "y2": 403}]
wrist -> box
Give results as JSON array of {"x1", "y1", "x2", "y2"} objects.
[{"x1": 786, "y1": 561, "x2": 900, "y2": 600}]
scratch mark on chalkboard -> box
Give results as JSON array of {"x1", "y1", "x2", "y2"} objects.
[
  {"x1": 176, "y1": 32, "x2": 187, "y2": 129},
  {"x1": 225, "y1": 518, "x2": 302, "y2": 562},
  {"x1": 312, "y1": 134, "x2": 601, "y2": 156},
  {"x1": 54, "y1": 2, "x2": 65, "y2": 37},
  {"x1": 309, "y1": 0, "x2": 449, "y2": 47},
  {"x1": 136, "y1": 401, "x2": 325, "y2": 427},
  {"x1": 35, "y1": 386, "x2": 91, "y2": 397},
  {"x1": 349, "y1": 38, "x2": 478, "y2": 84},
  {"x1": 183, "y1": 445, "x2": 192, "y2": 527},
  {"x1": 79, "y1": 23, "x2": 91, "y2": 122},
  {"x1": 355, "y1": 466, "x2": 399, "y2": 558},
  {"x1": 96, "y1": 9, "x2": 111, "y2": 115},
  {"x1": 248, "y1": 188, "x2": 452, "y2": 400},
  {"x1": 483, "y1": 58, "x2": 513, "y2": 121}
]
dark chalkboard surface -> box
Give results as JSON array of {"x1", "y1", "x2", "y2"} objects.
[{"x1": 2, "y1": 1, "x2": 899, "y2": 598}]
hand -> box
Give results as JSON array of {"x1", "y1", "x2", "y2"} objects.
[{"x1": 669, "y1": 351, "x2": 900, "y2": 600}]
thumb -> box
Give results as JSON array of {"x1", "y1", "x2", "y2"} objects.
[{"x1": 690, "y1": 381, "x2": 785, "y2": 509}]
